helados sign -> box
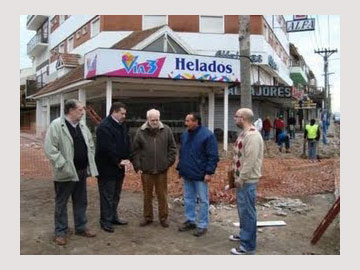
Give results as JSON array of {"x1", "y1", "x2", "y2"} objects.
[{"x1": 84, "y1": 49, "x2": 240, "y2": 82}]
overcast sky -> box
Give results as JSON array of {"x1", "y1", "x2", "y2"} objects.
[{"x1": 19, "y1": 15, "x2": 340, "y2": 112}]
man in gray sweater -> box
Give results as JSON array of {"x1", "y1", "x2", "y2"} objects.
[
  {"x1": 229, "y1": 108, "x2": 264, "y2": 255},
  {"x1": 132, "y1": 109, "x2": 177, "y2": 228}
]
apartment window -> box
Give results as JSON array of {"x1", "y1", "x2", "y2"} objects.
[
  {"x1": 68, "y1": 36, "x2": 74, "y2": 52},
  {"x1": 59, "y1": 43, "x2": 65, "y2": 53},
  {"x1": 76, "y1": 30, "x2": 81, "y2": 39},
  {"x1": 91, "y1": 17, "x2": 100, "y2": 37},
  {"x1": 264, "y1": 24, "x2": 269, "y2": 41},
  {"x1": 200, "y1": 16, "x2": 224, "y2": 33},
  {"x1": 59, "y1": 15, "x2": 65, "y2": 25},
  {"x1": 143, "y1": 15, "x2": 167, "y2": 30},
  {"x1": 82, "y1": 25, "x2": 88, "y2": 35}
]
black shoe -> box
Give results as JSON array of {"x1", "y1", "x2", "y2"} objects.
[
  {"x1": 112, "y1": 218, "x2": 128, "y2": 225},
  {"x1": 101, "y1": 225, "x2": 114, "y2": 233},
  {"x1": 139, "y1": 220, "x2": 153, "y2": 227},
  {"x1": 178, "y1": 221, "x2": 196, "y2": 232},
  {"x1": 193, "y1": 228, "x2": 207, "y2": 237}
]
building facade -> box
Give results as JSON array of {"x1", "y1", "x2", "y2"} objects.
[{"x1": 26, "y1": 15, "x2": 319, "y2": 149}]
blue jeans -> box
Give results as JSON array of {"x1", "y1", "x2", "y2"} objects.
[
  {"x1": 322, "y1": 121, "x2": 328, "y2": 144},
  {"x1": 264, "y1": 130, "x2": 270, "y2": 140},
  {"x1": 183, "y1": 179, "x2": 209, "y2": 229},
  {"x1": 236, "y1": 183, "x2": 257, "y2": 252},
  {"x1": 308, "y1": 140, "x2": 317, "y2": 159}
]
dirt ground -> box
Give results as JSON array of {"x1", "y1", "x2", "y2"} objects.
[{"x1": 20, "y1": 177, "x2": 339, "y2": 255}]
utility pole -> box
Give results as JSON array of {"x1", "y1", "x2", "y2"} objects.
[
  {"x1": 239, "y1": 15, "x2": 252, "y2": 109},
  {"x1": 315, "y1": 48, "x2": 337, "y2": 113}
]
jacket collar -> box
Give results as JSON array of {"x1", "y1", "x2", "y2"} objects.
[{"x1": 141, "y1": 121, "x2": 164, "y2": 130}]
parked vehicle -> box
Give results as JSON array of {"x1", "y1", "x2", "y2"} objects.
[{"x1": 333, "y1": 112, "x2": 340, "y2": 124}]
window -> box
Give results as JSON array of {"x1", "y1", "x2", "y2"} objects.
[
  {"x1": 91, "y1": 17, "x2": 100, "y2": 37},
  {"x1": 264, "y1": 24, "x2": 269, "y2": 41},
  {"x1": 59, "y1": 43, "x2": 65, "y2": 53},
  {"x1": 82, "y1": 25, "x2": 87, "y2": 35},
  {"x1": 200, "y1": 16, "x2": 224, "y2": 33},
  {"x1": 67, "y1": 36, "x2": 74, "y2": 52},
  {"x1": 143, "y1": 15, "x2": 167, "y2": 30},
  {"x1": 59, "y1": 15, "x2": 65, "y2": 25},
  {"x1": 76, "y1": 30, "x2": 81, "y2": 39}
]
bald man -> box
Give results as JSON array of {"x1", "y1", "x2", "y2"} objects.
[
  {"x1": 229, "y1": 108, "x2": 264, "y2": 255},
  {"x1": 132, "y1": 109, "x2": 177, "y2": 228}
]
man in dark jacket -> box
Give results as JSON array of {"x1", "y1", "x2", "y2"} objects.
[
  {"x1": 177, "y1": 113, "x2": 219, "y2": 237},
  {"x1": 132, "y1": 109, "x2": 177, "y2": 228},
  {"x1": 95, "y1": 102, "x2": 131, "y2": 233}
]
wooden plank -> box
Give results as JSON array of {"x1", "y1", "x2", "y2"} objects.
[{"x1": 233, "y1": 221, "x2": 287, "y2": 227}]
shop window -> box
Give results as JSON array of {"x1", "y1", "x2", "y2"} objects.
[
  {"x1": 143, "y1": 15, "x2": 167, "y2": 30},
  {"x1": 91, "y1": 17, "x2": 100, "y2": 38},
  {"x1": 200, "y1": 16, "x2": 224, "y2": 33}
]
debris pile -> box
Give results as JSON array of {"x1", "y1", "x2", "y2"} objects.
[{"x1": 261, "y1": 197, "x2": 312, "y2": 216}]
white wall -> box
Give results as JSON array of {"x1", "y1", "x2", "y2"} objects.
[
  {"x1": 263, "y1": 15, "x2": 290, "y2": 55},
  {"x1": 49, "y1": 15, "x2": 97, "y2": 49},
  {"x1": 71, "y1": 31, "x2": 132, "y2": 56}
]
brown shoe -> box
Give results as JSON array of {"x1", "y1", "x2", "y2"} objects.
[
  {"x1": 55, "y1": 236, "x2": 66, "y2": 246},
  {"x1": 140, "y1": 220, "x2": 153, "y2": 227},
  {"x1": 160, "y1": 220, "x2": 169, "y2": 228},
  {"x1": 76, "y1": 229, "x2": 96, "y2": 238}
]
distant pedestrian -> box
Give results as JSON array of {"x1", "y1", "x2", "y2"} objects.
[
  {"x1": 262, "y1": 116, "x2": 272, "y2": 140},
  {"x1": 44, "y1": 99, "x2": 98, "y2": 246},
  {"x1": 287, "y1": 115, "x2": 296, "y2": 139},
  {"x1": 229, "y1": 108, "x2": 264, "y2": 255},
  {"x1": 304, "y1": 119, "x2": 321, "y2": 160},
  {"x1": 132, "y1": 109, "x2": 177, "y2": 228},
  {"x1": 177, "y1": 113, "x2": 219, "y2": 237},
  {"x1": 273, "y1": 115, "x2": 285, "y2": 143},
  {"x1": 95, "y1": 102, "x2": 131, "y2": 233},
  {"x1": 277, "y1": 129, "x2": 290, "y2": 153}
]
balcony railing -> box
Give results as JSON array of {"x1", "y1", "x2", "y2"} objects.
[{"x1": 27, "y1": 33, "x2": 48, "y2": 55}]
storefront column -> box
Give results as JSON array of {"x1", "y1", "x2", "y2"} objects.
[
  {"x1": 223, "y1": 86, "x2": 229, "y2": 152},
  {"x1": 106, "y1": 79, "x2": 112, "y2": 116},
  {"x1": 60, "y1": 93, "x2": 64, "y2": 118},
  {"x1": 46, "y1": 97, "x2": 50, "y2": 128},
  {"x1": 36, "y1": 100, "x2": 42, "y2": 138},
  {"x1": 208, "y1": 90, "x2": 215, "y2": 132},
  {"x1": 78, "y1": 88, "x2": 86, "y2": 123}
]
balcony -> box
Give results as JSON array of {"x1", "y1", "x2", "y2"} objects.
[
  {"x1": 27, "y1": 33, "x2": 48, "y2": 57},
  {"x1": 26, "y1": 79, "x2": 45, "y2": 97},
  {"x1": 26, "y1": 15, "x2": 48, "y2": 30},
  {"x1": 289, "y1": 60, "x2": 308, "y2": 86}
]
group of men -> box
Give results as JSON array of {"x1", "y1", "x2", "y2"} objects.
[{"x1": 44, "y1": 99, "x2": 264, "y2": 255}]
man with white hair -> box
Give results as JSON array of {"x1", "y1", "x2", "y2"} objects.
[
  {"x1": 132, "y1": 109, "x2": 177, "y2": 228},
  {"x1": 229, "y1": 108, "x2": 264, "y2": 255}
]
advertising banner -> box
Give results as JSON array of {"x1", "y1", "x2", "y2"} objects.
[{"x1": 84, "y1": 49, "x2": 240, "y2": 83}]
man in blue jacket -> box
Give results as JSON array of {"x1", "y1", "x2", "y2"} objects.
[{"x1": 177, "y1": 113, "x2": 219, "y2": 237}]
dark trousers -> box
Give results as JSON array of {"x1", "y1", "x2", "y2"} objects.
[
  {"x1": 54, "y1": 168, "x2": 88, "y2": 236},
  {"x1": 97, "y1": 169, "x2": 125, "y2": 227},
  {"x1": 141, "y1": 170, "x2": 168, "y2": 222}
]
